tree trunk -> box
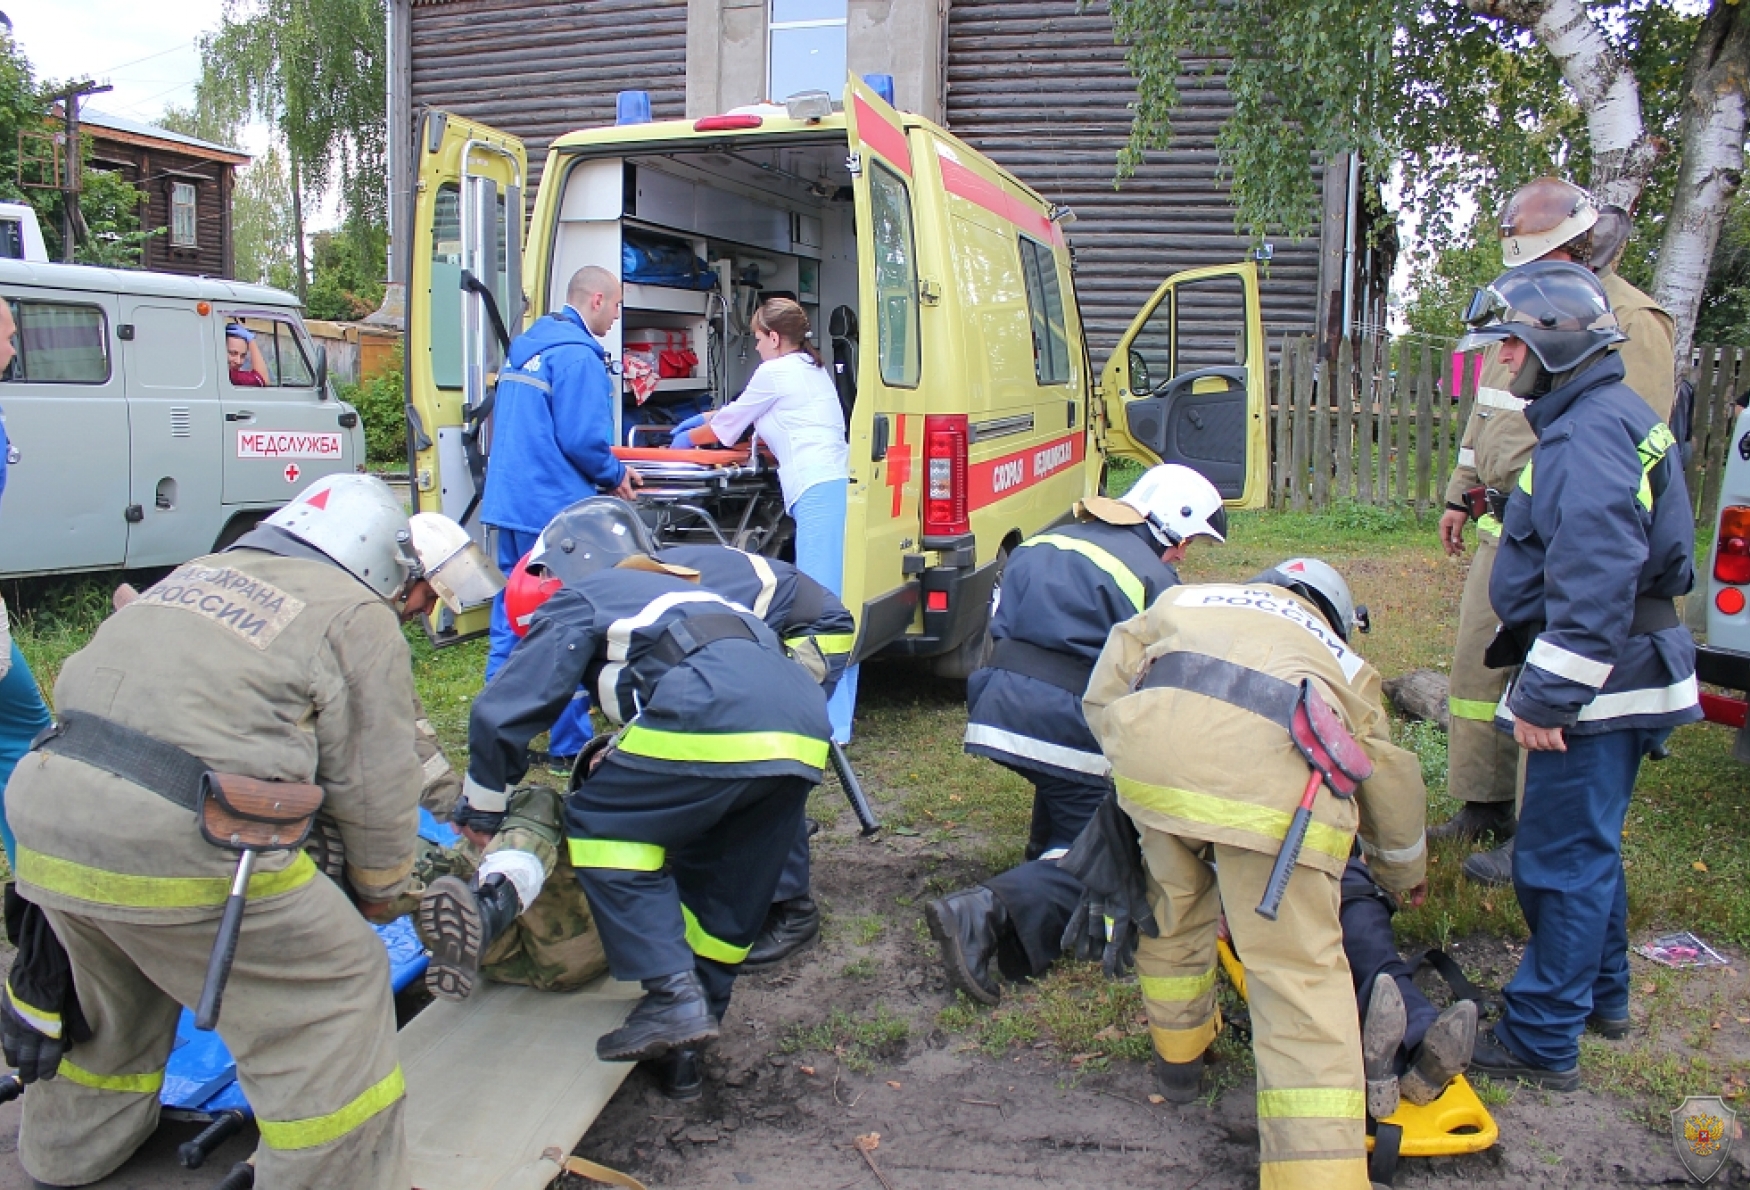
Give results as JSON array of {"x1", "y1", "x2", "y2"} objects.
[
  {"x1": 290, "y1": 151, "x2": 307, "y2": 303},
  {"x1": 1654, "y1": 0, "x2": 1750, "y2": 370},
  {"x1": 1467, "y1": 0, "x2": 1657, "y2": 210}
]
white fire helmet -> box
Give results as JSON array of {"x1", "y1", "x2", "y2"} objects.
[
  {"x1": 1118, "y1": 463, "x2": 1228, "y2": 548},
  {"x1": 264, "y1": 474, "x2": 417, "y2": 601},
  {"x1": 1498, "y1": 177, "x2": 1599, "y2": 268},
  {"x1": 408, "y1": 513, "x2": 505, "y2": 613},
  {"x1": 1257, "y1": 557, "x2": 1364, "y2": 642}
]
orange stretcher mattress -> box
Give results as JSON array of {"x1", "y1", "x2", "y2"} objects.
[{"x1": 612, "y1": 445, "x2": 774, "y2": 466}]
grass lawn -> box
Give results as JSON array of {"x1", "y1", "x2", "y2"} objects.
[{"x1": 6, "y1": 502, "x2": 1749, "y2": 1118}]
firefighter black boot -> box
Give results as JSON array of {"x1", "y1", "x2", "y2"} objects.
[
  {"x1": 1463, "y1": 839, "x2": 1515, "y2": 886},
  {"x1": 1362, "y1": 975, "x2": 1407, "y2": 1120},
  {"x1": 1428, "y1": 802, "x2": 1516, "y2": 843},
  {"x1": 743, "y1": 897, "x2": 821, "y2": 969},
  {"x1": 925, "y1": 886, "x2": 1008, "y2": 1006},
  {"x1": 597, "y1": 970, "x2": 720, "y2": 1063},
  {"x1": 653, "y1": 1046, "x2": 704, "y2": 1101},
  {"x1": 420, "y1": 873, "x2": 520, "y2": 1002},
  {"x1": 1152, "y1": 1053, "x2": 1207, "y2": 1104}
]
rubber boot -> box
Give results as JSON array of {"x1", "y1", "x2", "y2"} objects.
[
  {"x1": 654, "y1": 1047, "x2": 704, "y2": 1101},
  {"x1": 1400, "y1": 1000, "x2": 1478, "y2": 1106},
  {"x1": 420, "y1": 873, "x2": 521, "y2": 1001},
  {"x1": 743, "y1": 897, "x2": 821, "y2": 970},
  {"x1": 1461, "y1": 838, "x2": 1514, "y2": 887},
  {"x1": 1428, "y1": 801, "x2": 1515, "y2": 843},
  {"x1": 925, "y1": 886, "x2": 1008, "y2": 1006},
  {"x1": 1152, "y1": 1052, "x2": 1206, "y2": 1104},
  {"x1": 1362, "y1": 975, "x2": 1406, "y2": 1120},
  {"x1": 597, "y1": 970, "x2": 720, "y2": 1063}
]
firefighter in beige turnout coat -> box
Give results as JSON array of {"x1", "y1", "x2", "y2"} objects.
[
  {"x1": 1437, "y1": 178, "x2": 1674, "y2": 855},
  {"x1": 2, "y1": 478, "x2": 484, "y2": 1190},
  {"x1": 1085, "y1": 568, "x2": 1427, "y2": 1190}
]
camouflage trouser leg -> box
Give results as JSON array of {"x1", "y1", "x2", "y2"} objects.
[
  {"x1": 410, "y1": 785, "x2": 608, "y2": 992},
  {"x1": 412, "y1": 694, "x2": 463, "y2": 817}
]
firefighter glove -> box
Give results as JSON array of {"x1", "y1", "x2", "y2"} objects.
[
  {"x1": 2, "y1": 886, "x2": 88, "y2": 1083},
  {"x1": 1058, "y1": 792, "x2": 1157, "y2": 978}
]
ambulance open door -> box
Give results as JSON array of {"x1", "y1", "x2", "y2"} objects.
[
  {"x1": 1099, "y1": 261, "x2": 1269, "y2": 509},
  {"x1": 406, "y1": 110, "x2": 527, "y2": 643}
]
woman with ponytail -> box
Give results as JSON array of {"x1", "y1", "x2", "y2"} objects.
[{"x1": 671, "y1": 297, "x2": 857, "y2": 743}]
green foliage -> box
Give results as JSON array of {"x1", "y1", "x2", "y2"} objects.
[
  {"x1": 1400, "y1": 213, "x2": 1500, "y2": 343},
  {"x1": 1694, "y1": 190, "x2": 1750, "y2": 347},
  {"x1": 306, "y1": 218, "x2": 386, "y2": 320},
  {"x1": 337, "y1": 342, "x2": 406, "y2": 465},
  {"x1": 0, "y1": 31, "x2": 39, "y2": 204},
  {"x1": 231, "y1": 144, "x2": 299, "y2": 290}
]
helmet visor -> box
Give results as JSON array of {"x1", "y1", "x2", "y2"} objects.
[
  {"x1": 426, "y1": 541, "x2": 505, "y2": 613},
  {"x1": 1462, "y1": 285, "x2": 1506, "y2": 328}
]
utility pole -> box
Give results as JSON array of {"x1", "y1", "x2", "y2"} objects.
[{"x1": 46, "y1": 79, "x2": 113, "y2": 263}]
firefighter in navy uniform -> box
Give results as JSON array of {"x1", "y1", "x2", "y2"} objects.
[
  {"x1": 1456, "y1": 261, "x2": 1701, "y2": 1088},
  {"x1": 929, "y1": 465, "x2": 1227, "y2": 1005},
  {"x1": 457, "y1": 500, "x2": 832, "y2": 1084}
]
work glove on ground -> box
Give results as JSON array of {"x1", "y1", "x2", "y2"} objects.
[
  {"x1": 2, "y1": 886, "x2": 89, "y2": 1083},
  {"x1": 669, "y1": 414, "x2": 708, "y2": 448},
  {"x1": 1059, "y1": 792, "x2": 1157, "y2": 979}
]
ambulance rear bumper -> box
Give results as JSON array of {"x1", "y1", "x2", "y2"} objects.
[{"x1": 860, "y1": 554, "x2": 1001, "y2": 663}]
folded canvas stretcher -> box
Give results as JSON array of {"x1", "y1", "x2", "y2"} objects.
[{"x1": 1214, "y1": 936, "x2": 1497, "y2": 1180}]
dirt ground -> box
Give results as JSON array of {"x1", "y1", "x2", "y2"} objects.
[{"x1": 565, "y1": 824, "x2": 1750, "y2": 1189}]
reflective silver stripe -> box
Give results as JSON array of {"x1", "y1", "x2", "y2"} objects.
[
  {"x1": 746, "y1": 554, "x2": 778, "y2": 620},
  {"x1": 462, "y1": 774, "x2": 508, "y2": 814},
  {"x1": 1497, "y1": 674, "x2": 1700, "y2": 723},
  {"x1": 1361, "y1": 833, "x2": 1426, "y2": 866},
  {"x1": 597, "y1": 590, "x2": 744, "y2": 723},
  {"x1": 1456, "y1": 447, "x2": 1476, "y2": 469},
  {"x1": 1526, "y1": 640, "x2": 1613, "y2": 689},
  {"x1": 496, "y1": 371, "x2": 552, "y2": 395},
  {"x1": 963, "y1": 723, "x2": 1111, "y2": 776},
  {"x1": 1037, "y1": 847, "x2": 1070, "y2": 862},
  {"x1": 1475, "y1": 386, "x2": 1525, "y2": 412}
]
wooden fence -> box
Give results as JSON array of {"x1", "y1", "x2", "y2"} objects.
[{"x1": 1267, "y1": 338, "x2": 1750, "y2": 526}]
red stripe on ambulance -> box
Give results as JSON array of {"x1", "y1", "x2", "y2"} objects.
[
  {"x1": 854, "y1": 97, "x2": 912, "y2": 177},
  {"x1": 968, "y1": 432, "x2": 1086, "y2": 511}
]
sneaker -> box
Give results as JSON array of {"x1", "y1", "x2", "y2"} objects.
[{"x1": 1467, "y1": 1029, "x2": 1578, "y2": 1092}]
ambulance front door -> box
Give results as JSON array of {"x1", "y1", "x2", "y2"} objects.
[
  {"x1": 1099, "y1": 262, "x2": 1268, "y2": 508},
  {"x1": 407, "y1": 109, "x2": 526, "y2": 643}
]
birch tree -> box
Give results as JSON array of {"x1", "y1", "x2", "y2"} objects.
[{"x1": 1107, "y1": 0, "x2": 1745, "y2": 364}]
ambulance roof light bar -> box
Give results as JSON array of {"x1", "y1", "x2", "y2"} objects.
[
  {"x1": 862, "y1": 74, "x2": 896, "y2": 106},
  {"x1": 617, "y1": 91, "x2": 652, "y2": 126}
]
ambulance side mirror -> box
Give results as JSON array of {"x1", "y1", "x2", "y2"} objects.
[
  {"x1": 1128, "y1": 349, "x2": 1151, "y2": 395},
  {"x1": 315, "y1": 345, "x2": 329, "y2": 400}
]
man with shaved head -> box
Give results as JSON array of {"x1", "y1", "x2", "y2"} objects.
[{"x1": 481, "y1": 265, "x2": 640, "y2": 769}]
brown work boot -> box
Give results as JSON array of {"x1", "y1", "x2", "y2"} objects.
[
  {"x1": 420, "y1": 874, "x2": 520, "y2": 1001},
  {"x1": 1400, "y1": 1000, "x2": 1478, "y2": 1106},
  {"x1": 1428, "y1": 802, "x2": 1515, "y2": 844},
  {"x1": 1362, "y1": 976, "x2": 1406, "y2": 1120}
]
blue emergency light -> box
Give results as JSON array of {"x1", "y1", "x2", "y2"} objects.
[
  {"x1": 617, "y1": 90, "x2": 653, "y2": 125},
  {"x1": 862, "y1": 74, "x2": 896, "y2": 106}
]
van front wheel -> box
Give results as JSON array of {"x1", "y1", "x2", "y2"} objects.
[{"x1": 213, "y1": 510, "x2": 270, "y2": 552}]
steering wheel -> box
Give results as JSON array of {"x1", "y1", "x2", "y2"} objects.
[{"x1": 1149, "y1": 366, "x2": 1247, "y2": 401}]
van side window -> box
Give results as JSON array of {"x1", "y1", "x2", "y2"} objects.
[
  {"x1": 868, "y1": 163, "x2": 921, "y2": 388},
  {"x1": 226, "y1": 316, "x2": 315, "y2": 387},
  {"x1": 4, "y1": 300, "x2": 110, "y2": 383},
  {"x1": 1018, "y1": 236, "x2": 1070, "y2": 385}
]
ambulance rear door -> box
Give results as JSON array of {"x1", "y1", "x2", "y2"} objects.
[
  {"x1": 1098, "y1": 261, "x2": 1268, "y2": 508},
  {"x1": 842, "y1": 75, "x2": 928, "y2": 660},
  {"x1": 406, "y1": 110, "x2": 527, "y2": 642}
]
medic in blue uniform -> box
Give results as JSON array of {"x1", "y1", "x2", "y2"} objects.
[{"x1": 1457, "y1": 261, "x2": 1701, "y2": 1089}]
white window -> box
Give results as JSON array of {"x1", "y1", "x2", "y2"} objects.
[
  {"x1": 171, "y1": 182, "x2": 198, "y2": 248},
  {"x1": 768, "y1": 0, "x2": 847, "y2": 102}
]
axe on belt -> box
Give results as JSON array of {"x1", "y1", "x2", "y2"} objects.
[
  {"x1": 1256, "y1": 679, "x2": 1374, "y2": 921},
  {"x1": 195, "y1": 775, "x2": 325, "y2": 1031}
]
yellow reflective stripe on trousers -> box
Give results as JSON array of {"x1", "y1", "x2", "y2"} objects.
[
  {"x1": 1448, "y1": 697, "x2": 1499, "y2": 722},
  {"x1": 681, "y1": 903, "x2": 751, "y2": 965},
  {"x1": 1115, "y1": 777, "x2": 1352, "y2": 862},
  {"x1": 57, "y1": 1058, "x2": 163, "y2": 1094},
  {"x1": 1139, "y1": 967, "x2": 1218, "y2": 1003},
  {"x1": 1025, "y1": 535, "x2": 1146, "y2": 613},
  {"x1": 617, "y1": 725, "x2": 828, "y2": 769},
  {"x1": 16, "y1": 848, "x2": 317, "y2": 909},
  {"x1": 258, "y1": 1065, "x2": 405, "y2": 1151},
  {"x1": 1256, "y1": 1087, "x2": 1366, "y2": 1120},
  {"x1": 567, "y1": 838, "x2": 667, "y2": 871}
]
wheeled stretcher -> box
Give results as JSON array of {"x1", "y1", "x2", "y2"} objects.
[
  {"x1": 612, "y1": 435, "x2": 787, "y2": 555},
  {"x1": 1215, "y1": 936, "x2": 1497, "y2": 1183}
]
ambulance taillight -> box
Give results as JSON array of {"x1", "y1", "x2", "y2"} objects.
[{"x1": 923, "y1": 415, "x2": 969, "y2": 538}]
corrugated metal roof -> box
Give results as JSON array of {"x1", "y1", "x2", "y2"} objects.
[
  {"x1": 80, "y1": 108, "x2": 250, "y2": 162},
  {"x1": 944, "y1": 0, "x2": 1321, "y2": 366}
]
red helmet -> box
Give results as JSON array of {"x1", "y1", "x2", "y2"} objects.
[{"x1": 503, "y1": 551, "x2": 562, "y2": 637}]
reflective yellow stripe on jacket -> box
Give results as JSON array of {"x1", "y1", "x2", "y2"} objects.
[
  {"x1": 1024, "y1": 535, "x2": 1147, "y2": 613},
  {"x1": 258, "y1": 1065, "x2": 406, "y2": 1151},
  {"x1": 617, "y1": 725, "x2": 828, "y2": 769},
  {"x1": 16, "y1": 848, "x2": 317, "y2": 909},
  {"x1": 567, "y1": 839, "x2": 666, "y2": 872},
  {"x1": 1115, "y1": 777, "x2": 1352, "y2": 863}
]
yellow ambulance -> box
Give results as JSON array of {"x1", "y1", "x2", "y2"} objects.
[{"x1": 406, "y1": 77, "x2": 1267, "y2": 675}]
